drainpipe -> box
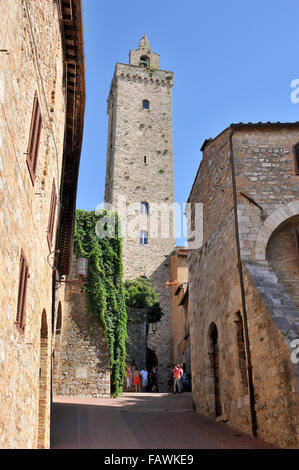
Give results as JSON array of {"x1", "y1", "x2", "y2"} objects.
[{"x1": 229, "y1": 127, "x2": 258, "y2": 438}]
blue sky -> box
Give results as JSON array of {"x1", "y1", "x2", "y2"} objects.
[{"x1": 76, "y1": 0, "x2": 299, "y2": 236}]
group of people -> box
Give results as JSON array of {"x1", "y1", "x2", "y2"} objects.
[
  {"x1": 125, "y1": 365, "x2": 159, "y2": 393},
  {"x1": 167, "y1": 364, "x2": 189, "y2": 394}
]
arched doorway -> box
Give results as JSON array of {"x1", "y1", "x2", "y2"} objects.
[
  {"x1": 208, "y1": 323, "x2": 222, "y2": 417},
  {"x1": 38, "y1": 309, "x2": 48, "y2": 448},
  {"x1": 146, "y1": 347, "x2": 158, "y2": 372}
]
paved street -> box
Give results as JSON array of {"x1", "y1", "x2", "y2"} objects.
[{"x1": 50, "y1": 393, "x2": 275, "y2": 449}]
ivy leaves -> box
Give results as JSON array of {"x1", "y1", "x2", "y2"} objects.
[{"x1": 74, "y1": 209, "x2": 127, "y2": 398}]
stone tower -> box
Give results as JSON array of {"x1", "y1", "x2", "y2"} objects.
[{"x1": 104, "y1": 35, "x2": 175, "y2": 390}]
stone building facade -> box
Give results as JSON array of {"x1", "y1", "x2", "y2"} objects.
[
  {"x1": 0, "y1": 0, "x2": 85, "y2": 448},
  {"x1": 104, "y1": 36, "x2": 175, "y2": 390},
  {"x1": 53, "y1": 258, "x2": 110, "y2": 398},
  {"x1": 169, "y1": 247, "x2": 190, "y2": 373},
  {"x1": 188, "y1": 122, "x2": 299, "y2": 448}
]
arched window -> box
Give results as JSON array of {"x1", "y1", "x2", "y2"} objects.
[
  {"x1": 142, "y1": 99, "x2": 150, "y2": 109},
  {"x1": 140, "y1": 201, "x2": 149, "y2": 215},
  {"x1": 139, "y1": 55, "x2": 150, "y2": 68},
  {"x1": 140, "y1": 230, "x2": 148, "y2": 245}
]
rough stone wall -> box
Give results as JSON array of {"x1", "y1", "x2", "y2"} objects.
[
  {"x1": 188, "y1": 124, "x2": 299, "y2": 448},
  {"x1": 170, "y1": 248, "x2": 190, "y2": 371},
  {"x1": 104, "y1": 45, "x2": 176, "y2": 391},
  {"x1": 0, "y1": 0, "x2": 66, "y2": 449},
  {"x1": 243, "y1": 263, "x2": 299, "y2": 448},
  {"x1": 188, "y1": 210, "x2": 252, "y2": 432},
  {"x1": 53, "y1": 261, "x2": 110, "y2": 398},
  {"x1": 126, "y1": 308, "x2": 147, "y2": 370},
  {"x1": 233, "y1": 127, "x2": 299, "y2": 261}
]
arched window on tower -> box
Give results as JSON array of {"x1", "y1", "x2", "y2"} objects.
[
  {"x1": 139, "y1": 55, "x2": 150, "y2": 68},
  {"x1": 140, "y1": 230, "x2": 148, "y2": 245},
  {"x1": 140, "y1": 202, "x2": 149, "y2": 215},
  {"x1": 142, "y1": 99, "x2": 150, "y2": 109}
]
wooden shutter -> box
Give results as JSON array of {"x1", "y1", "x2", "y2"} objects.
[
  {"x1": 26, "y1": 92, "x2": 42, "y2": 184},
  {"x1": 295, "y1": 227, "x2": 299, "y2": 258},
  {"x1": 47, "y1": 179, "x2": 57, "y2": 250},
  {"x1": 294, "y1": 143, "x2": 299, "y2": 175},
  {"x1": 16, "y1": 250, "x2": 29, "y2": 332}
]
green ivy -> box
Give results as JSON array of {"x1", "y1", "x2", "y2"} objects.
[
  {"x1": 74, "y1": 209, "x2": 127, "y2": 398},
  {"x1": 124, "y1": 277, "x2": 163, "y2": 328}
]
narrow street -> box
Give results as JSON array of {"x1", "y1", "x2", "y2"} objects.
[{"x1": 50, "y1": 393, "x2": 275, "y2": 449}]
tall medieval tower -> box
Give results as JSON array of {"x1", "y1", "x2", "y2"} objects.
[{"x1": 104, "y1": 35, "x2": 175, "y2": 391}]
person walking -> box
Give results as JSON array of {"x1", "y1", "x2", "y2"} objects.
[
  {"x1": 172, "y1": 364, "x2": 183, "y2": 394},
  {"x1": 133, "y1": 366, "x2": 141, "y2": 392},
  {"x1": 140, "y1": 367, "x2": 148, "y2": 392},
  {"x1": 125, "y1": 366, "x2": 132, "y2": 392},
  {"x1": 150, "y1": 367, "x2": 159, "y2": 392}
]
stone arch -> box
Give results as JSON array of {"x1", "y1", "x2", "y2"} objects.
[
  {"x1": 255, "y1": 200, "x2": 299, "y2": 261},
  {"x1": 207, "y1": 322, "x2": 222, "y2": 417},
  {"x1": 38, "y1": 309, "x2": 49, "y2": 449},
  {"x1": 146, "y1": 347, "x2": 158, "y2": 371},
  {"x1": 139, "y1": 55, "x2": 150, "y2": 67},
  {"x1": 266, "y1": 214, "x2": 299, "y2": 308}
]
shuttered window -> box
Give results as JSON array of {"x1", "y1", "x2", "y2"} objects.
[
  {"x1": 295, "y1": 227, "x2": 299, "y2": 257},
  {"x1": 26, "y1": 92, "x2": 42, "y2": 184},
  {"x1": 294, "y1": 143, "x2": 299, "y2": 175},
  {"x1": 47, "y1": 179, "x2": 57, "y2": 250},
  {"x1": 16, "y1": 250, "x2": 29, "y2": 332}
]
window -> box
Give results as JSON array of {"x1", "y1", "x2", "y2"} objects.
[
  {"x1": 294, "y1": 143, "x2": 299, "y2": 174},
  {"x1": 144, "y1": 155, "x2": 147, "y2": 164},
  {"x1": 140, "y1": 201, "x2": 149, "y2": 215},
  {"x1": 294, "y1": 227, "x2": 299, "y2": 257},
  {"x1": 16, "y1": 250, "x2": 29, "y2": 332},
  {"x1": 142, "y1": 99, "x2": 150, "y2": 109},
  {"x1": 139, "y1": 55, "x2": 150, "y2": 68},
  {"x1": 26, "y1": 92, "x2": 42, "y2": 184},
  {"x1": 140, "y1": 230, "x2": 148, "y2": 245},
  {"x1": 47, "y1": 179, "x2": 57, "y2": 250}
]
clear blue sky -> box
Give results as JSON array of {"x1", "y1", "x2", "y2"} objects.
[{"x1": 76, "y1": 0, "x2": 299, "y2": 224}]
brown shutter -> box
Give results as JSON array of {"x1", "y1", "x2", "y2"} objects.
[
  {"x1": 294, "y1": 143, "x2": 299, "y2": 175},
  {"x1": 16, "y1": 250, "x2": 29, "y2": 332},
  {"x1": 47, "y1": 179, "x2": 57, "y2": 250},
  {"x1": 27, "y1": 92, "x2": 42, "y2": 184},
  {"x1": 295, "y1": 227, "x2": 299, "y2": 258}
]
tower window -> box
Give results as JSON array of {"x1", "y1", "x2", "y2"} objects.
[
  {"x1": 142, "y1": 99, "x2": 150, "y2": 109},
  {"x1": 140, "y1": 230, "x2": 148, "y2": 245},
  {"x1": 294, "y1": 143, "x2": 299, "y2": 174},
  {"x1": 144, "y1": 155, "x2": 147, "y2": 164},
  {"x1": 139, "y1": 56, "x2": 150, "y2": 68},
  {"x1": 140, "y1": 202, "x2": 149, "y2": 215}
]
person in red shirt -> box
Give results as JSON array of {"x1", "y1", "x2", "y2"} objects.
[{"x1": 172, "y1": 364, "x2": 183, "y2": 394}]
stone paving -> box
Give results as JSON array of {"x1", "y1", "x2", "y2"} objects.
[{"x1": 50, "y1": 393, "x2": 276, "y2": 449}]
